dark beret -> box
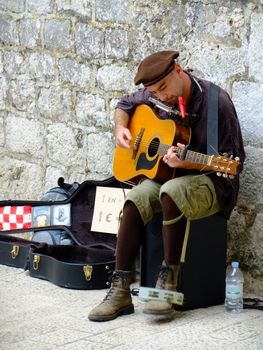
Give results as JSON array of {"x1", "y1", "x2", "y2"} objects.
[{"x1": 134, "y1": 50, "x2": 179, "y2": 86}]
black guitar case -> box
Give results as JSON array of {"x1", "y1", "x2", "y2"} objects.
[{"x1": 0, "y1": 176, "x2": 130, "y2": 290}]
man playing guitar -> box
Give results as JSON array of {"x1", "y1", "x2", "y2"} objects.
[{"x1": 89, "y1": 50, "x2": 245, "y2": 322}]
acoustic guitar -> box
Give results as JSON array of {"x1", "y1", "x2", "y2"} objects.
[{"x1": 113, "y1": 104, "x2": 239, "y2": 185}]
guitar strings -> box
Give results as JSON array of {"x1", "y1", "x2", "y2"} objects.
[
  {"x1": 131, "y1": 139, "x2": 207, "y2": 160},
  {"x1": 131, "y1": 139, "x2": 229, "y2": 159},
  {"x1": 132, "y1": 140, "x2": 179, "y2": 153},
  {"x1": 129, "y1": 139, "x2": 234, "y2": 171},
  {"x1": 124, "y1": 139, "x2": 234, "y2": 177}
]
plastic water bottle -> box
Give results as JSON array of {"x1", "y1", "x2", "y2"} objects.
[{"x1": 225, "y1": 261, "x2": 244, "y2": 313}]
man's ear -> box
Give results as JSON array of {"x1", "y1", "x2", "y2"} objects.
[{"x1": 173, "y1": 64, "x2": 182, "y2": 74}]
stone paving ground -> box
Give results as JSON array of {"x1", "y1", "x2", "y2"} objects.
[{"x1": 0, "y1": 264, "x2": 263, "y2": 350}]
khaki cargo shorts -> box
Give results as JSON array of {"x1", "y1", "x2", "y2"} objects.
[{"x1": 124, "y1": 175, "x2": 220, "y2": 225}]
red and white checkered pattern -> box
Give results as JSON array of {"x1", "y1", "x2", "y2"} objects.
[{"x1": 0, "y1": 206, "x2": 32, "y2": 231}]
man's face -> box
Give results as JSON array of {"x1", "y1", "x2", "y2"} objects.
[{"x1": 146, "y1": 65, "x2": 183, "y2": 106}]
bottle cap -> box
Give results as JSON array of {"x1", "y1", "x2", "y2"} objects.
[{"x1": 232, "y1": 261, "x2": 239, "y2": 268}]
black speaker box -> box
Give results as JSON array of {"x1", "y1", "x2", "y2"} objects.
[{"x1": 140, "y1": 212, "x2": 227, "y2": 310}]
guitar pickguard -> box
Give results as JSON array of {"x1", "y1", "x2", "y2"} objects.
[{"x1": 136, "y1": 153, "x2": 158, "y2": 171}]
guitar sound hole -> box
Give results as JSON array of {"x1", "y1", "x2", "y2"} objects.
[{"x1": 148, "y1": 138, "x2": 160, "y2": 157}]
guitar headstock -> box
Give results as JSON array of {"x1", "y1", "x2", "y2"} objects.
[{"x1": 210, "y1": 154, "x2": 240, "y2": 178}]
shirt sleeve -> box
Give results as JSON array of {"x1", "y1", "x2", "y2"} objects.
[{"x1": 115, "y1": 88, "x2": 153, "y2": 116}]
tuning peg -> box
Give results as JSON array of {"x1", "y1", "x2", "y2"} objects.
[
  {"x1": 235, "y1": 157, "x2": 240, "y2": 161},
  {"x1": 216, "y1": 172, "x2": 222, "y2": 177},
  {"x1": 222, "y1": 173, "x2": 228, "y2": 178},
  {"x1": 223, "y1": 152, "x2": 228, "y2": 157},
  {"x1": 228, "y1": 175, "x2": 235, "y2": 179}
]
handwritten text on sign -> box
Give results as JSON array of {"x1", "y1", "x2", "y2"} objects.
[{"x1": 91, "y1": 186, "x2": 130, "y2": 235}]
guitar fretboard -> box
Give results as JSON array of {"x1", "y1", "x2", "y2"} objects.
[
  {"x1": 158, "y1": 144, "x2": 212, "y2": 166},
  {"x1": 185, "y1": 150, "x2": 212, "y2": 165}
]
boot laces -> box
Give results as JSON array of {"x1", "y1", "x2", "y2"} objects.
[
  {"x1": 103, "y1": 287, "x2": 115, "y2": 301},
  {"x1": 103, "y1": 271, "x2": 126, "y2": 301},
  {"x1": 157, "y1": 266, "x2": 175, "y2": 289}
]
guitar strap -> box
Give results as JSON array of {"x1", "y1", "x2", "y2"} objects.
[
  {"x1": 180, "y1": 82, "x2": 220, "y2": 264},
  {"x1": 207, "y1": 83, "x2": 219, "y2": 155}
]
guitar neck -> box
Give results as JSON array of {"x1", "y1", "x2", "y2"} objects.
[
  {"x1": 184, "y1": 149, "x2": 212, "y2": 165},
  {"x1": 158, "y1": 144, "x2": 212, "y2": 166}
]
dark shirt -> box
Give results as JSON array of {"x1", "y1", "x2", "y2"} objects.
[{"x1": 116, "y1": 73, "x2": 246, "y2": 218}]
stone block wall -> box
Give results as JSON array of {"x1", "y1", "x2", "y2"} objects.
[{"x1": 0, "y1": 0, "x2": 262, "y2": 295}]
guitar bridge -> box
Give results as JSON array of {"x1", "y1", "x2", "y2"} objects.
[{"x1": 132, "y1": 128, "x2": 145, "y2": 159}]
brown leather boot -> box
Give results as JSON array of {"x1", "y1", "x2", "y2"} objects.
[
  {"x1": 143, "y1": 262, "x2": 179, "y2": 315},
  {"x1": 88, "y1": 270, "x2": 134, "y2": 322}
]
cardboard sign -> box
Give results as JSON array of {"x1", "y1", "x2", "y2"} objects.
[{"x1": 91, "y1": 186, "x2": 130, "y2": 234}]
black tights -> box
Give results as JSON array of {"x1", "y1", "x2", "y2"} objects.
[
  {"x1": 115, "y1": 201, "x2": 144, "y2": 270},
  {"x1": 161, "y1": 193, "x2": 186, "y2": 265},
  {"x1": 115, "y1": 194, "x2": 186, "y2": 270}
]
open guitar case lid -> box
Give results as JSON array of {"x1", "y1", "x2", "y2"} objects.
[{"x1": 0, "y1": 176, "x2": 131, "y2": 290}]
